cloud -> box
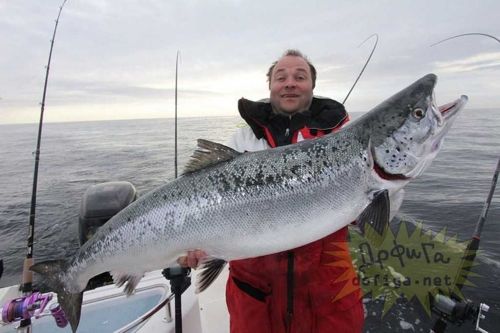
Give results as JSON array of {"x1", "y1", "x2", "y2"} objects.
[
  {"x1": 1, "y1": 1, "x2": 499, "y2": 124},
  {"x1": 433, "y1": 52, "x2": 500, "y2": 73}
]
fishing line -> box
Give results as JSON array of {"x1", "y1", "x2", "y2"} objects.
[{"x1": 342, "y1": 33, "x2": 378, "y2": 105}]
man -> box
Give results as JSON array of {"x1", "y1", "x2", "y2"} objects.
[{"x1": 180, "y1": 50, "x2": 364, "y2": 332}]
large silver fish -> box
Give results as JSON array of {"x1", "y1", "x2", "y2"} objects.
[{"x1": 31, "y1": 74, "x2": 467, "y2": 332}]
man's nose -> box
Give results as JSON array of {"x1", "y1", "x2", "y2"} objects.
[{"x1": 284, "y1": 78, "x2": 297, "y2": 88}]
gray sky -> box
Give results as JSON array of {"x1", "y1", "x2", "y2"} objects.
[{"x1": 1, "y1": 0, "x2": 499, "y2": 124}]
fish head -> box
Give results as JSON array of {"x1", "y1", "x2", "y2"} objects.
[{"x1": 368, "y1": 74, "x2": 467, "y2": 181}]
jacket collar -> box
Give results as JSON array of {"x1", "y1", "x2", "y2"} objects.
[{"x1": 237, "y1": 97, "x2": 348, "y2": 140}]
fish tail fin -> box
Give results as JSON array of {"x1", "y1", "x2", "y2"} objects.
[{"x1": 31, "y1": 260, "x2": 83, "y2": 333}]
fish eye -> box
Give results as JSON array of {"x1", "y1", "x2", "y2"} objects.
[{"x1": 412, "y1": 108, "x2": 425, "y2": 119}]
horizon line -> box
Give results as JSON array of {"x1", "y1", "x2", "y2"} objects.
[{"x1": 1, "y1": 107, "x2": 499, "y2": 126}]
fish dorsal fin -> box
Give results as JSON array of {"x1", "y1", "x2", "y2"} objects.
[
  {"x1": 196, "y1": 257, "x2": 227, "y2": 293},
  {"x1": 183, "y1": 139, "x2": 241, "y2": 175},
  {"x1": 357, "y1": 189, "x2": 390, "y2": 247}
]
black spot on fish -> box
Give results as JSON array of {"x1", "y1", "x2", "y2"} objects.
[
  {"x1": 290, "y1": 165, "x2": 301, "y2": 175},
  {"x1": 163, "y1": 194, "x2": 167, "y2": 200}
]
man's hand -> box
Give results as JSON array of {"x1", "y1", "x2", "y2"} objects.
[{"x1": 177, "y1": 250, "x2": 207, "y2": 269}]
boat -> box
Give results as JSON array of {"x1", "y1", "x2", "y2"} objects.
[
  {"x1": 0, "y1": 268, "x2": 230, "y2": 333},
  {"x1": 0, "y1": 181, "x2": 230, "y2": 333}
]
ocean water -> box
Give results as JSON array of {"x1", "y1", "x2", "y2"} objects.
[{"x1": 0, "y1": 111, "x2": 499, "y2": 332}]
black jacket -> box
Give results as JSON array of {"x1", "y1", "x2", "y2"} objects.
[{"x1": 237, "y1": 97, "x2": 348, "y2": 147}]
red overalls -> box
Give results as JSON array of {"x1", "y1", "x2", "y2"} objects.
[{"x1": 226, "y1": 122, "x2": 365, "y2": 333}]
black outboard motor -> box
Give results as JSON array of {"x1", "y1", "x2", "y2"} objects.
[
  {"x1": 79, "y1": 181, "x2": 137, "y2": 290},
  {"x1": 79, "y1": 181, "x2": 137, "y2": 245}
]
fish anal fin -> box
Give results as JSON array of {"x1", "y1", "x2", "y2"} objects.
[
  {"x1": 357, "y1": 189, "x2": 390, "y2": 247},
  {"x1": 196, "y1": 258, "x2": 227, "y2": 293},
  {"x1": 182, "y1": 139, "x2": 241, "y2": 175},
  {"x1": 111, "y1": 271, "x2": 144, "y2": 296}
]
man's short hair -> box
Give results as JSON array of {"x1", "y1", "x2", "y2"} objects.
[{"x1": 266, "y1": 49, "x2": 317, "y2": 89}]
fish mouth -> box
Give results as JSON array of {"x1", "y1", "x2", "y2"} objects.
[
  {"x1": 438, "y1": 95, "x2": 468, "y2": 119},
  {"x1": 373, "y1": 159, "x2": 410, "y2": 181},
  {"x1": 431, "y1": 95, "x2": 467, "y2": 127}
]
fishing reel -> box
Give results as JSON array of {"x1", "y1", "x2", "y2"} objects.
[
  {"x1": 0, "y1": 292, "x2": 68, "y2": 328},
  {"x1": 432, "y1": 293, "x2": 489, "y2": 333}
]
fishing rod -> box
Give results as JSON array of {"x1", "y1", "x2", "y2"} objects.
[
  {"x1": 431, "y1": 157, "x2": 499, "y2": 333},
  {"x1": 118, "y1": 50, "x2": 190, "y2": 333},
  {"x1": 429, "y1": 32, "x2": 500, "y2": 333},
  {"x1": 431, "y1": 33, "x2": 500, "y2": 47},
  {"x1": 16, "y1": 1, "x2": 69, "y2": 331},
  {"x1": 162, "y1": 50, "x2": 191, "y2": 333},
  {"x1": 342, "y1": 33, "x2": 378, "y2": 105},
  {"x1": 174, "y1": 51, "x2": 180, "y2": 178}
]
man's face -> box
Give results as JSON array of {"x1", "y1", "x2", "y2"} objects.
[{"x1": 269, "y1": 55, "x2": 314, "y2": 114}]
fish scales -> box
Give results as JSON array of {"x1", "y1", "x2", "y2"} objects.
[{"x1": 67, "y1": 130, "x2": 370, "y2": 290}]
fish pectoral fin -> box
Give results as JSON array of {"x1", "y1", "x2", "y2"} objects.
[
  {"x1": 357, "y1": 189, "x2": 390, "y2": 247},
  {"x1": 182, "y1": 139, "x2": 242, "y2": 175},
  {"x1": 196, "y1": 257, "x2": 227, "y2": 294},
  {"x1": 111, "y1": 271, "x2": 144, "y2": 296}
]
